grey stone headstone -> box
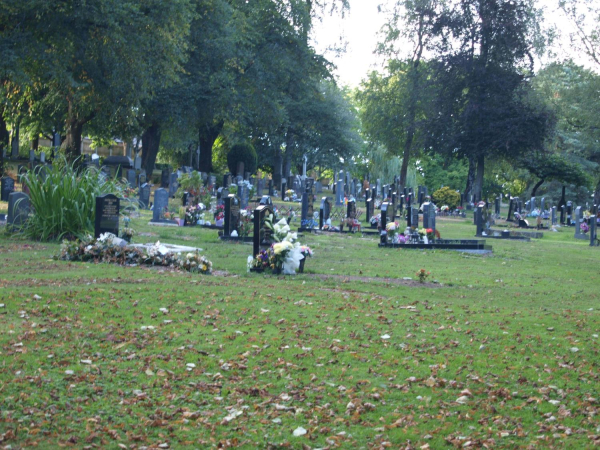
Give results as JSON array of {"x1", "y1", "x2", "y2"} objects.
[
  {"x1": 94, "y1": 194, "x2": 120, "y2": 238},
  {"x1": 161, "y1": 169, "x2": 170, "y2": 188},
  {"x1": 315, "y1": 181, "x2": 322, "y2": 193},
  {"x1": 530, "y1": 197, "x2": 536, "y2": 210},
  {"x1": 590, "y1": 206, "x2": 598, "y2": 246},
  {"x1": 239, "y1": 183, "x2": 249, "y2": 209},
  {"x1": 134, "y1": 155, "x2": 142, "y2": 170},
  {"x1": 495, "y1": 197, "x2": 500, "y2": 216},
  {"x1": 256, "y1": 178, "x2": 264, "y2": 197},
  {"x1": 551, "y1": 206, "x2": 557, "y2": 225},
  {"x1": 422, "y1": 202, "x2": 436, "y2": 231},
  {"x1": 139, "y1": 183, "x2": 151, "y2": 209},
  {"x1": 376, "y1": 180, "x2": 381, "y2": 198},
  {"x1": 540, "y1": 197, "x2": 545, "y2": 212},
  {"x1": 259, "y1": 195, "x2": 272, "y2": 206},
  {"x1": 268, "y1": 179, "x2": 274, "y2": 196},
  {"x1": 127, "y1": 169, "x2": 137, "y2": 188},
  {"x1": 7, "y1": 192, "x2": 30, "y2": 228},
  {"x1": 40, "y1": 152, "x2": 46, "y2": 163},
  {"x1": 574, "y1": 206, "x2": 586, "y2": 239},
  {"x1": 336, "y1": 178, "x2": 344, "y2": 206},
  {"x1": 152, "y1": 189, "x2": 169, "y2": 222},
  {"x1": 29, "y1": 150, "x2": 35, "y2": 162},
  {"x1": 1, "y1": 176, "x2": 15, "y2": 202}
]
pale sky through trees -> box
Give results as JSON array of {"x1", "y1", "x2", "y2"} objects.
[{"x1": 311, "y1": 0, "x2": 589, "y2": 88}]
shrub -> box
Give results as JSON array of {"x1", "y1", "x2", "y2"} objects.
[
  {"x1": 432, "y1": 186, "x2": 461, "y2": 210},
  {"x1": 19, "y1": 157, "x2": 122, "y2": 240},
  {"x1": 226, "y1": 142, "x2": 257, "y2": 176}
]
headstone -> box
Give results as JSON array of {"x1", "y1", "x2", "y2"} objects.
[
  {"x1": 126, "y1": 169, "x2": 137, "y2": 188},
  {"x1": 319, "y1": 197, "x2": 331, "y2": 229},
  {"x1": 244, "y1": 171, "x2": 250, "y2": 181},
  {"x1": 223, "y1": 194, "x2": 240, "y2": 237},
  {"x1": 375, "y1": 179, "x2": 381, "y2": 198},
  {"x1": 365, "y1": 197, "x2": 374, "y2": 225},
  {"x1": 301, "y1": 192, "x2": 311, "y2": 228},
  {"x1": 475, "y1": 206, "x2": 484, "y2": 236},
  {"x1": 7, "y1": 192, "x2": 30, "y2": 228},
  {"x1": 239, "y1": 183, "x2": 249, "y2": 209},
  {"x1": 138, "y1": 171, "x2": 147, "y2": 187},
  {"x1": 40, "y1": 151, "x2": 46, "y2": 163},
  {"x1": 336, "y1": 177, "x2": 344, "y2": 206},
  {"x1": 494, "y1": 197, "x2": 500, "y2": 216},
  {"x1": 422, "y1": 201, "x2": 436, "y2": 232},
  {"x1": 574, "y1": 206, "x2": 585, "y2": 239},
  {"x1": 281, "y1": 179, "x2": 287, "y2": 201},
  {"x1": 94, "y1": 194, "x2": 120, "y2": 238},
  {"x1": 152, "y1": 189, "x2": 169, "y2": 222},
  {"x1": 391, "y1": 192, "x2": 397, "y2": 218},
  {"x1": 236, "y1": 162, "x2": 245, "y2": 179},
  {"x1": 507, "y1": 198, "x2": 514, "y2": 220},
  {"x1": 346, "y1": 200, "x2": 357, "y2": 220},
  {"x1": 380, "y1": 202, "x2": 389, "y2": 230},
  {"x1": 256, "y1": 178, "x2": 264, "y2": 197},
  {"x1": 29, "y1": 150, "x2": 35, "y2": 163},
  {"x1": 530, "y1": 197, "x2": 536, "y2": 211},
  {"x1": 134, "y1": 155, "x2": 142, "y2": 170},
  {"x1": 169, "y1": 173, "x2": 178, "y2": 198},
  {"x1": 139, "y1": 183, "x2": 151, "y2": 209},
  {"x1": 315, "y1": 181, "x2": 322, "y2": 193},
  {"x1": 182, "y1": 191, "x2": 190, "y2": 207},
  {"x1": 1, "y1": 176, "x2": 15, "y2": 202},
  {"x1": 253, "y1": 204, "x2": 273, "y2": 257},
  {"x1": 540, "y1": 197, "x2": 546, "y2": 212},
  {"x1": 410, "y1": 207, "x2": 419, "y2": 229},
  {"x1": 566, "y1": 201, "x2": 573, "y2": 226},
  {"x1": 551, "y1": 206, "x2": 557, "y2": 225}
]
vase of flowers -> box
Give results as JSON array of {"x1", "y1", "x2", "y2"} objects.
[{"x1": 298, "y1": 246, "x2": 313, "y2": 273}]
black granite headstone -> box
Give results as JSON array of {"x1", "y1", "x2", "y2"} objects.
[
  {"x1": 161, "y1": 169, "x2": 170, "y2": 188},
  {"x1": 253, "y1": 204, "x2": 273, "y2": 257},
  {"x1": 94, "y1": 194, "x2": 120, "y2": 238},
  {"x1": 223, "y1": 194, "x2": 240, "y2": 237}
]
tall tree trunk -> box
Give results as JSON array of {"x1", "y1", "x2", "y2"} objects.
[
  {"x1": 198, "y1": 121, "x2": 224, "y2": 173},
  {"x1": 472, "y1": 153, "x2": 485, "y2": 202},
  {"x1": 273, "y1": 147, "x2": 282, "y2": 189},
  {"x1": 464, "y1": 155, "x2": 476, "y2": 200},
  {"x1": 32, "y1": 137, "x2": 39, "y2": 151},
  {"x1": 531, "y1": 179, "x2": 544, "y2": 198},
  {"x1": 141, "y1": 122, "x2": 162, "y2": 176},
  {"x1": 64, "y1": 97, "x2": 86, "y2": 162},
  {"x1": 594, "y1": 179, "x2": 600, "y2": 207},
  {"x1": 0, "y1": 111, "x2": 8, "y2": 174}
]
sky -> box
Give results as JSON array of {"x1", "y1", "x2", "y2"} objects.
[{"x1": 310, "y1": 0, "x2": 589, "y2": 89}]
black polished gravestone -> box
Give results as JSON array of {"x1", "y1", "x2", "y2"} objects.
[
  {"x1": 422, "y1": 201, "x2": 436, "y2": 233},
  {"x1": 319, "y1": 197, "x2": 332, "y2": 229},
  {"x1": 182, "y1": 191, "x2": 190, "y2": 207},
  {"x1": 380, "y1": 202, "x2": 389, "y2": 231},
  {"x1": 409, "y1": 207, "x2": 419, "y2": 229},
  {"x1": 138, "y1": 183, "x2": 151, "y2": 209},
  {"x1": 495, "y1": 197, "x2": 501, "y2": 216},
  {"x1": 152, "y1": 188, "x2": 169, "y2": 222},
  {"x1": 268, "y1": 179, "x2": 274, "y2": 196},
  {"x1": 253, "y1": 204, "x2": 274, "y2": 257},
  {"x1": 1, "y1": 176, "x2": 15, "y2": 202},
  {"x1": 223, "y1": 194, "x2": 241, "y2": 237},
  {"x1": 366, "y1": 197, "x2": 374, "y2": 227},
  {"x1": 94, "y1": 194, "x2": 120, "y2": 238},
  {"x1": 7, "y1": 192, "x2": 30, "y2": 229}
]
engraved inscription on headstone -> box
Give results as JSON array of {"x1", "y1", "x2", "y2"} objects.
[{"x1": 95, "y1": 194, "x2": 120, "y2": 238}]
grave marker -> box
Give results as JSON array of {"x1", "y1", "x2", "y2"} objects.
[
  {"x1": 223, "y1": 194, "x2": 240, "y2": 237},
  {"x1": 139, "y1": 183, "x2": 151, "y2": 209},
  {"x1": 7, "y1": 192, "x2": 30, "y2": 228},
  {"x1": 127, "y1": 169, "x2": 137, "y2": 188},
  {"x1": 319, "y1": 197, "x2": 331, "y2": 229},
  {"x1": 94, "y1": 194, "x2": 120, "y2": 238},
  {"x1": 1, "y1": 176, "x2": 15, "y2": 202},
  {"x1": 253, "y1": 204, "x2": 273, "y2": 257},
  {"x1": 152, "y1": 188, "x2": 169, "y2": 222}
]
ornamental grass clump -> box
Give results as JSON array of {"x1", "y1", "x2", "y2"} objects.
[{"x1": 20, "y1": 158, "x2": 121, "y2": 241}]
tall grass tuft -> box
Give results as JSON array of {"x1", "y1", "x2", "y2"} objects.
[{"x1": 20, "y1": 158, "x2": 121, "y2": 241}]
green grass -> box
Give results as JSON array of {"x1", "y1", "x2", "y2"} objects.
[{"x1": 0, "y1": 212, "x2": 599, "y2": 449}]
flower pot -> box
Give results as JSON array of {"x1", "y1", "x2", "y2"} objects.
[{"x1": 298, "y1": 258, "x2": 306, "y2": 273}]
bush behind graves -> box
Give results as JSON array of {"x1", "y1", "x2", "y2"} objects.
[
  {"x1": 20, "y1": 158, "x2": 121, "y2": 240},
  {"x1": 432, "y1": 186, "x2": 461, "y2": 209},
  {"x1": 226, "y1": 142, "x2": 257, "y2": 175}
]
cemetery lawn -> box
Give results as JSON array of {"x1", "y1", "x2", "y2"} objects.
[{"x1": 1, "y1": 214, "x2": 599, "y2": 449}]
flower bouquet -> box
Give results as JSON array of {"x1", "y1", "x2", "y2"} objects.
[
  {"x1": 121, "y1": 227, "x2": 135, "y2": 243},
  {"x1": 581, "y1": 221, "x2": 589, "y2": 233}
]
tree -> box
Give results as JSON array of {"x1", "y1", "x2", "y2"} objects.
[
  {"x1": 425, "y1": 0, "x2": 552, "y2": 201},
  {"x1": 520, "y1": 152, "x2": 590, "y2": 197}
]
